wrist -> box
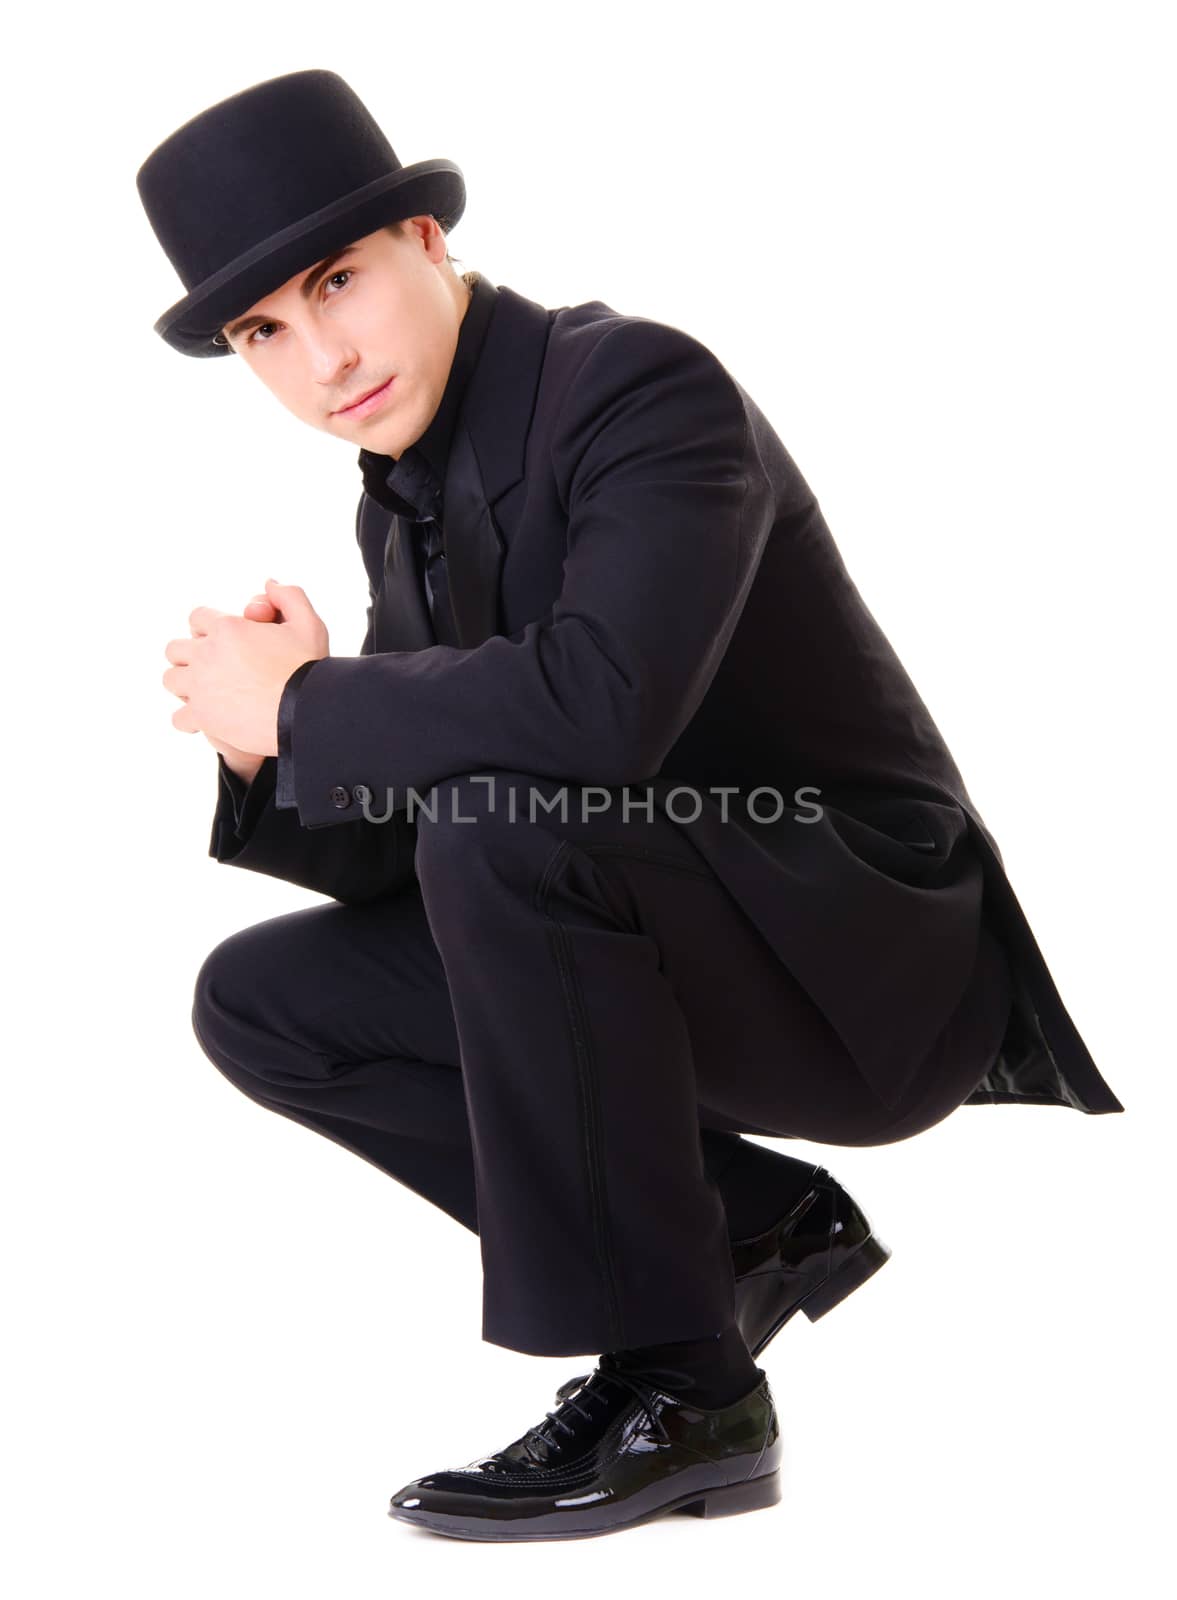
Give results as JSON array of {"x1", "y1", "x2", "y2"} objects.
[{"x1": 221, "y1": 751, "x2": 266, "y2": 785}]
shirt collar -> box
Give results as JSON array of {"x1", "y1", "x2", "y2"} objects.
[{"x1": 357, "y1": 270, "x2": 499, "y2": 520}]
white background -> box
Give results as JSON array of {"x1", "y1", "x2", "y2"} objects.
[{"x1": 3, "y1": 1, "x2": 1171, "y2": 1593}]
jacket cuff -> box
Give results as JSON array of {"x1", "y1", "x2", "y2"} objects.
[
  {"x1": 282, "y1": 654, "x2": 385, "y2": 828},
  {"x1": 212, "y1": 752, "x2": 278, "y2": 857},
  {"x1": 275, "y1": 658, "x2": 322, "y2": 811}
]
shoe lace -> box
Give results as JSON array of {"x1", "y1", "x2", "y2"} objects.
[{"x1": 520, "y1": 1352, "x2": 692, "y2": 1457}]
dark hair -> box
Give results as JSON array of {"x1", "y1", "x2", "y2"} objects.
[{"x1": 213, "y1": 217, "x2": 464, "y2": 352}]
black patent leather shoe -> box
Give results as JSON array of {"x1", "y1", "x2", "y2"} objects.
[
  {"x1": 387, "y1": 1352, "x2": 782, "y2": 1542},
  {"x1": 732, "y1": 1163, "x2": 891, "y2": 1358}
]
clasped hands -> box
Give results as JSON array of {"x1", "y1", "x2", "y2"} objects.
[{"x1": 162, "y1": 577, "x2": 329, "y2": 778}]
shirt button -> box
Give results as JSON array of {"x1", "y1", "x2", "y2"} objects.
[{"x1": 329, "y1": 785, "x2": 352, "y2": 808}]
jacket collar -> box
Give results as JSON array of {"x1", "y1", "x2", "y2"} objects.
[
  {"x1": 451, "y1": 278, "x2": 554, "y2": 506},
  {"x1": 441, "y1": 280, "x2": 554, "y2": 644}
]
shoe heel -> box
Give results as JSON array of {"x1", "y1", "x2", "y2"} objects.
[
  {"x1": 678, "y1": 1470, "x2": 781, "y2": 1519},
  {"x1": 801, "y1": 1232, "x2": 891, "y2": 1321}
]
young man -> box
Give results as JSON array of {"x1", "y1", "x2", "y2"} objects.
[{"x1": 140, "y1": 69, "x2": 1123, "y2": 1543}]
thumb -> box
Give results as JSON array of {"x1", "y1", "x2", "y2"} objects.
[{"x1": 265, "y1": 577, "x2": 314, "y2": 620}]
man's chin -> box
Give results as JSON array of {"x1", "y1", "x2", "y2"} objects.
[{"x1": 353, "y1": 420, "x2": 412, "y2": 459}]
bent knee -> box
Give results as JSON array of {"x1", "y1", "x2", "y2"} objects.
[
  {"x1": 190, "y1": 922, "x2": 285, "y2": 1067},
  {"x1": 191, "y1": 933, "x2": 247, "y2": 1062}
]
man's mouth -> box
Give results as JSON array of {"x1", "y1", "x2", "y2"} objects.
[{"x1": 333, "y1": 377, "x2": 395, "y2": 416}]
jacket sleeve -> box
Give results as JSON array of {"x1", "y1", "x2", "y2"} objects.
[
  {"x1": 206, "y1": 505, "x2": 419, "y2": 903},
  {"x1": 278, "y1": 319, "x2": 772, "y2": 829}
]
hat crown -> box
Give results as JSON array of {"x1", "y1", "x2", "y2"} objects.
[{"x1": 137, "y1": 69, "x2": 402, "y2": 290}]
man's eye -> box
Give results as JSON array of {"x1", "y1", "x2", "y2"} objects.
[{"x1": 246, "y1": 270, "x2": 353, "y2": 345}]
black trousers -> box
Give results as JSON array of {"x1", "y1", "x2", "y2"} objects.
[{"x1": 192, "y1": 770, "x2": 1013, "y2": 1356}]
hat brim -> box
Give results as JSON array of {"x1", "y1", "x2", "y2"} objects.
[{"x1": 153, "y1": 159, "x2": 466, "y2": 358}]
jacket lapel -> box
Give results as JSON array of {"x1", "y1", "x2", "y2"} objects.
[
  {"x1": 444, "y1": 420, "x2": 506, "y2": 646},
  {"x1": 440, "y1": 282, "x2": 554, "y2": 648}
]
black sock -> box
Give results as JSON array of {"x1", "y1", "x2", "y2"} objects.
[
  {"x1": 605, "y1": 1320, "x2": 761, "y2": 1410},
  {"x1": 716, "y1": 1141, "x2": 821, "y2": 1242}
]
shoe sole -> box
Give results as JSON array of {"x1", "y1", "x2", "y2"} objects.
[
  {"x1": 387, "y1": 1468, "x2": 781, "y2": 1541},
  {"x1": 747, "y1": 1230, "x2": 892, "y2": 1358}
]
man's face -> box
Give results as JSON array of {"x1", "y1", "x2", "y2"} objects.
[{"x1": 220, "y1": 218, "x2": 466, "y2": 459}]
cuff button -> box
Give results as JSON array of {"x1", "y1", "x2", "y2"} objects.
[{"x1": 329, "y1": 785, "x2": 352, "y2": 808}]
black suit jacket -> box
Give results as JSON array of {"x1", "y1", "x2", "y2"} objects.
[{"x1": 210, "y1": 276, "x2": 1123, "y2": 1120}]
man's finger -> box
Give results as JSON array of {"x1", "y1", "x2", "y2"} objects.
[
  {"x1": 163, "y1": 637, "x2": 194, "y2": 665},
  {"x1": 189, "y1": 605, "x2": 226, "y2": 635},
  {"x1": 162, "y1": 663, "x2": 189, "y2": 698}
]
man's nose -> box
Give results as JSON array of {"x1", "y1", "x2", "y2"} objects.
[{"x1": 307, "y1": 331, "x2": 359, "y2": 384}]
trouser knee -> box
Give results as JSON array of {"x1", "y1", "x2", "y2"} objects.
[{"x1": 189, "y1": 931, "x2": 324, "y2": 1099}]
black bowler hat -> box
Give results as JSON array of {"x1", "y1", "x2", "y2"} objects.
[{"x1": 135, "y1": 69, "x2": 466, "y2": 359}]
